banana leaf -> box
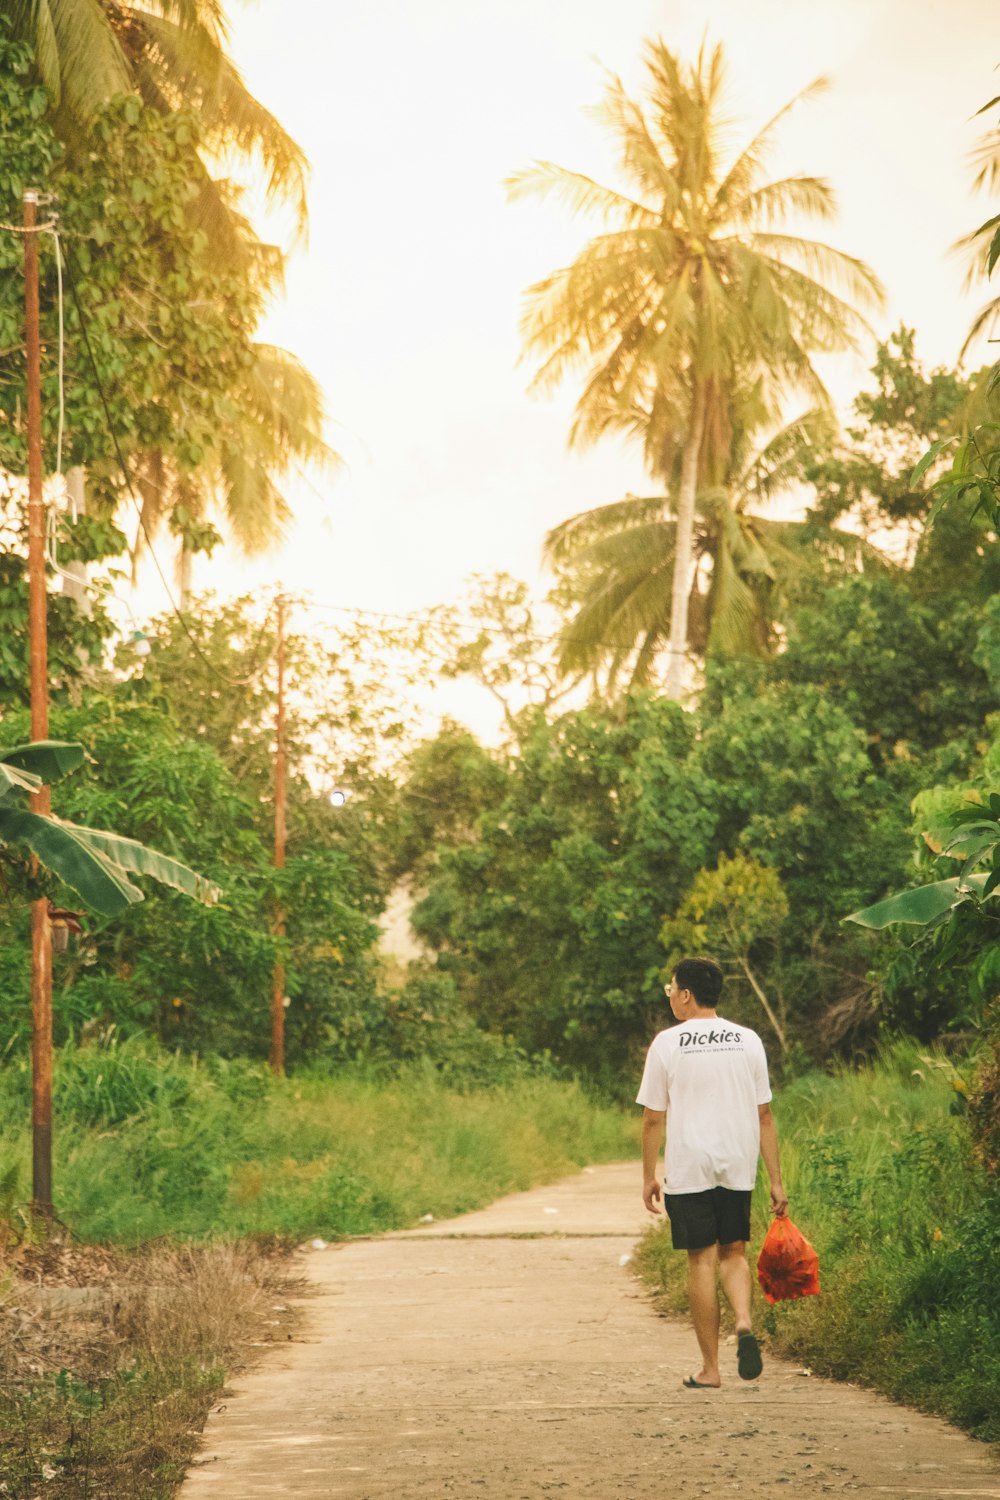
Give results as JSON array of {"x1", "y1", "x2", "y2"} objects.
[
  {"x1": 0, "y1": 761, "x2": 43, "y2": 805},
  {"x1": 845, "y1": 873, "x2": 989, "y2": 930},
  {"x1": 0, "y1": 808, "x2": 143, "y2": 915},
  {"x1": 0, "y1": 810, "x2": 220, "y2": 917},
  {"x1": 75, "y1": 824, "x2": 220, "y2": 906},
  {"x1": 0, "y1": 741, "x2": 86, "y2": 782}
]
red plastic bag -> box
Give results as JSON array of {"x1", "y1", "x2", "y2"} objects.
[{"x1": 756, "y1": 1215, "x2": 820, "y2": 1304}]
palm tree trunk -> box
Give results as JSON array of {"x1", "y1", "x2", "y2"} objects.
[{"x1": 664, "y1": 382, "x2": 707, "y2": 699}]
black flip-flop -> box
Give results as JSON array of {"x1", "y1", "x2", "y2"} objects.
[
  {"x1": 737, "y1": 1331, "x2": 763, "y2": 1381},
  {"x1": 682, "y1": 1375, "x2": 721, "y2": 1389}
]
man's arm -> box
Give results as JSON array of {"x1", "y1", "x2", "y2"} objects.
[
  {"x1": 758, "y1": 1102, "x2": 788, "y2": 1216},
  {"x1": 642, "y1": 1108, "x2": 666, "y2": 1214}
]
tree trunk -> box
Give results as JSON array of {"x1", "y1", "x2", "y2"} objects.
[
  {"x1": 664, "y1": 382, "x2": 707, "y2": 700},
  {"x1": 738, "y1": 953, "x2": 789, "y2": 1053}
]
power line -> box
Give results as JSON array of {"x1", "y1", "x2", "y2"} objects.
[
  {"x1": 296, "y1": 596, "x2": 887, "y2": 682},
  {"x1": 296, "y1": 597, "x2": 731, "y2": 666}
]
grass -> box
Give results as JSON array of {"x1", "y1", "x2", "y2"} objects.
[
  {"x1": 633, "y1": 1038, "x2": 1000, "y2": 1444},
  {"x1": 0, "y1": 1037, "x2": 638, "y2": 1243},
  {"x1": 0, "y1": 1240, "x2": 291, "y2": 1500}
]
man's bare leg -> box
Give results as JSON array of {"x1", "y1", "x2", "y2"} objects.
[
  {"x1": 686, "y1": 1244, "x2": 721, "y2": 1385},
  {"x1": 717, "y1": 1240, "x2": 753, "y2": 1333},
  {"x1": 719, "y1": 1240, "x2": 763, "y2": 1378}
]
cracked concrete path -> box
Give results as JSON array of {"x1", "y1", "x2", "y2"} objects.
[{"x1": 180, "y1": 1163, "x2": 999, "y2": 1500}]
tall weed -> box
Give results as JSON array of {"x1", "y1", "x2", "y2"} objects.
[
  {"x1": 634, "y1": 1039, "x2": 1000, "y2": 1442},
  {"x1": 0, "y1": 1240, "x2": 283, "y2": 1499},
  {"x1": 0, "y1": 1037, "x2": 637, "y2": 1244}
]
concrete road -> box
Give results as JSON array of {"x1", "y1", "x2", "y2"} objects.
[{"x1": 180, "y1": 1163, "x2": 1000, "y2": 1500}]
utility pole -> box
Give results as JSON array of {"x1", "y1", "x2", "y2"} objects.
[
  {"x1": 270, "y1": 593, "x2": 286, "y2": 1075},
  {"x1": 24, "y1": 189, "x2": 53, "y2": 1213}
]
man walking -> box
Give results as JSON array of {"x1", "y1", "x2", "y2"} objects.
[{"x1": 637, "y1": 955, "x2": 787, "y2": 1388}]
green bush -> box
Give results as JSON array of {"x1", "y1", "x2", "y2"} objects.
[
  {"x1": 968, "y1": 1001, "x2": 1000, "y2": 1177},
  {"x1": 379, "y1": 968, "x2": 552, "y2": 1090}
]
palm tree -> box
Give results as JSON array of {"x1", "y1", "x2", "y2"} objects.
[
  {"x1": 10, "y1": 1, "x2": 334, "y2": 589},
  {"x1": 131, "y1": 344, "x2": 339, "y2": 601},
  {"x1": 954, "y1": 85, "x2": 1000, "y2": 356},
  {"x1": 9, "y1": 0, "x2": 307, "y2": 248},
  {"x1": 508, "y1": 39, "x2": 885, "y2": 696},
  {"x1": 546, "y1": 407, "x2": 887, "y2": 695}
]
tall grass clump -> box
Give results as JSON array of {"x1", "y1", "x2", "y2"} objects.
[
  {"x1": 634, "y1": 1039, "x2": 1000, "y2": 1442},
  {"x1": 0, "y1": 1240, "x2": 283, "y2": 1499},
  {"x1": 0, "y1": 1034, "x2": 638, "y2": 1245}
]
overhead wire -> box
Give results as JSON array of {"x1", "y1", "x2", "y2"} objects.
[
  {"x1": 294, "y1": 597, "x2": 732, "y2": 668},
  {"x1": 1, "y1": 210, "x2": 83, "y2": 594},
  {"x1": 49, "y1": 223, "x2": 64, "y2": 480},
  {"x1": 42, "y1": 221, "x2": 77, "y2": 587},
  {"x1": 299, "y1": 596, "x2": 864, "y2": 680}
]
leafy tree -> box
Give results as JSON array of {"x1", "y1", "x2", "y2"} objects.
[
  {"x1": 843, "y1": 734, "x2": 1000, "y2": 1047},
  {"x1": 510, "y1": 38, "x2": 883, "y2": 696},
  {"x1": 660, "y1": 853, "x2": 790, "y2": 1050},
  {"x1": 807, "y1": 328, "x2": 973, "y2": 545},
  {"x1": 0, "y1": 695, "x2": 382, "y2": 1061},
  {"x1": 0, "y1": 29, "x2": 332, "y2": 580},
  {"x1": 695, "y1": 672, "x2": 909, "y2": 1037},
  {"x1": 385, "y1": 720, "x2": 507, "y2": 886},
  {"x1": 413, "y1": 695, "x2": 720, "y2": 1087},
  {"x1": 424, "y1": 573, "x2": 584, "y2": 734},
  {"x1": 131, "y1": 591, "x2": 423, "y2": 798},
  {"x1": 8, "y1": 0, "x2": 308, "y2": 243},
  {"x1": 778, "y1": 572, "x2": 994, "y2": 764},
  {"x1": 406, "y1": 657, "x2": 927, "y2": 1077},
  {"x1": 832, "y1": 319, "x2": 1000, "y2": 1043}
]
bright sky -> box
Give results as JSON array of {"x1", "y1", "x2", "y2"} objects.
[{"x1": 133, "y1": 0, "x2": 999, "y2": 731}]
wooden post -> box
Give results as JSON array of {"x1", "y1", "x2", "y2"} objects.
[
  {"x1": 24, "y1": 189, "x2": 53, "y2": 1213},
  {"x1": 270, "y1": 594, "x2": 286, "y2": 1075}
]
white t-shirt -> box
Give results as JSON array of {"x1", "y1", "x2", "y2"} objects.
[{"x1": 636, "y1": 1016, "x2": 772, "y2": 1194}]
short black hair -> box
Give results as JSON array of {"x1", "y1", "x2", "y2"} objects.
[{"x1": 672, "y1": 956, "x2": 724, "y2": 1008}]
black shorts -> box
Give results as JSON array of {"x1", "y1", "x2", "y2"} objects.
[{"x1": 664, "y1": 1187, "x2": 752, "y2": 1251}]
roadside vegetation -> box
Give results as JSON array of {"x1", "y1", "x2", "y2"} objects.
[
  {"x1": 635, "y1": 1039, "x2": 1000, "y2": 1444},
  {"x1": 0, "y1": 1237, "x2": 291, "y2": 1500},
  {"x1": 0, "y1": 1039, "x2": 637, "y2": 1244},
  {"x1": 0, "y1": 1056, "x2": 636, "y2": 1498}
]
